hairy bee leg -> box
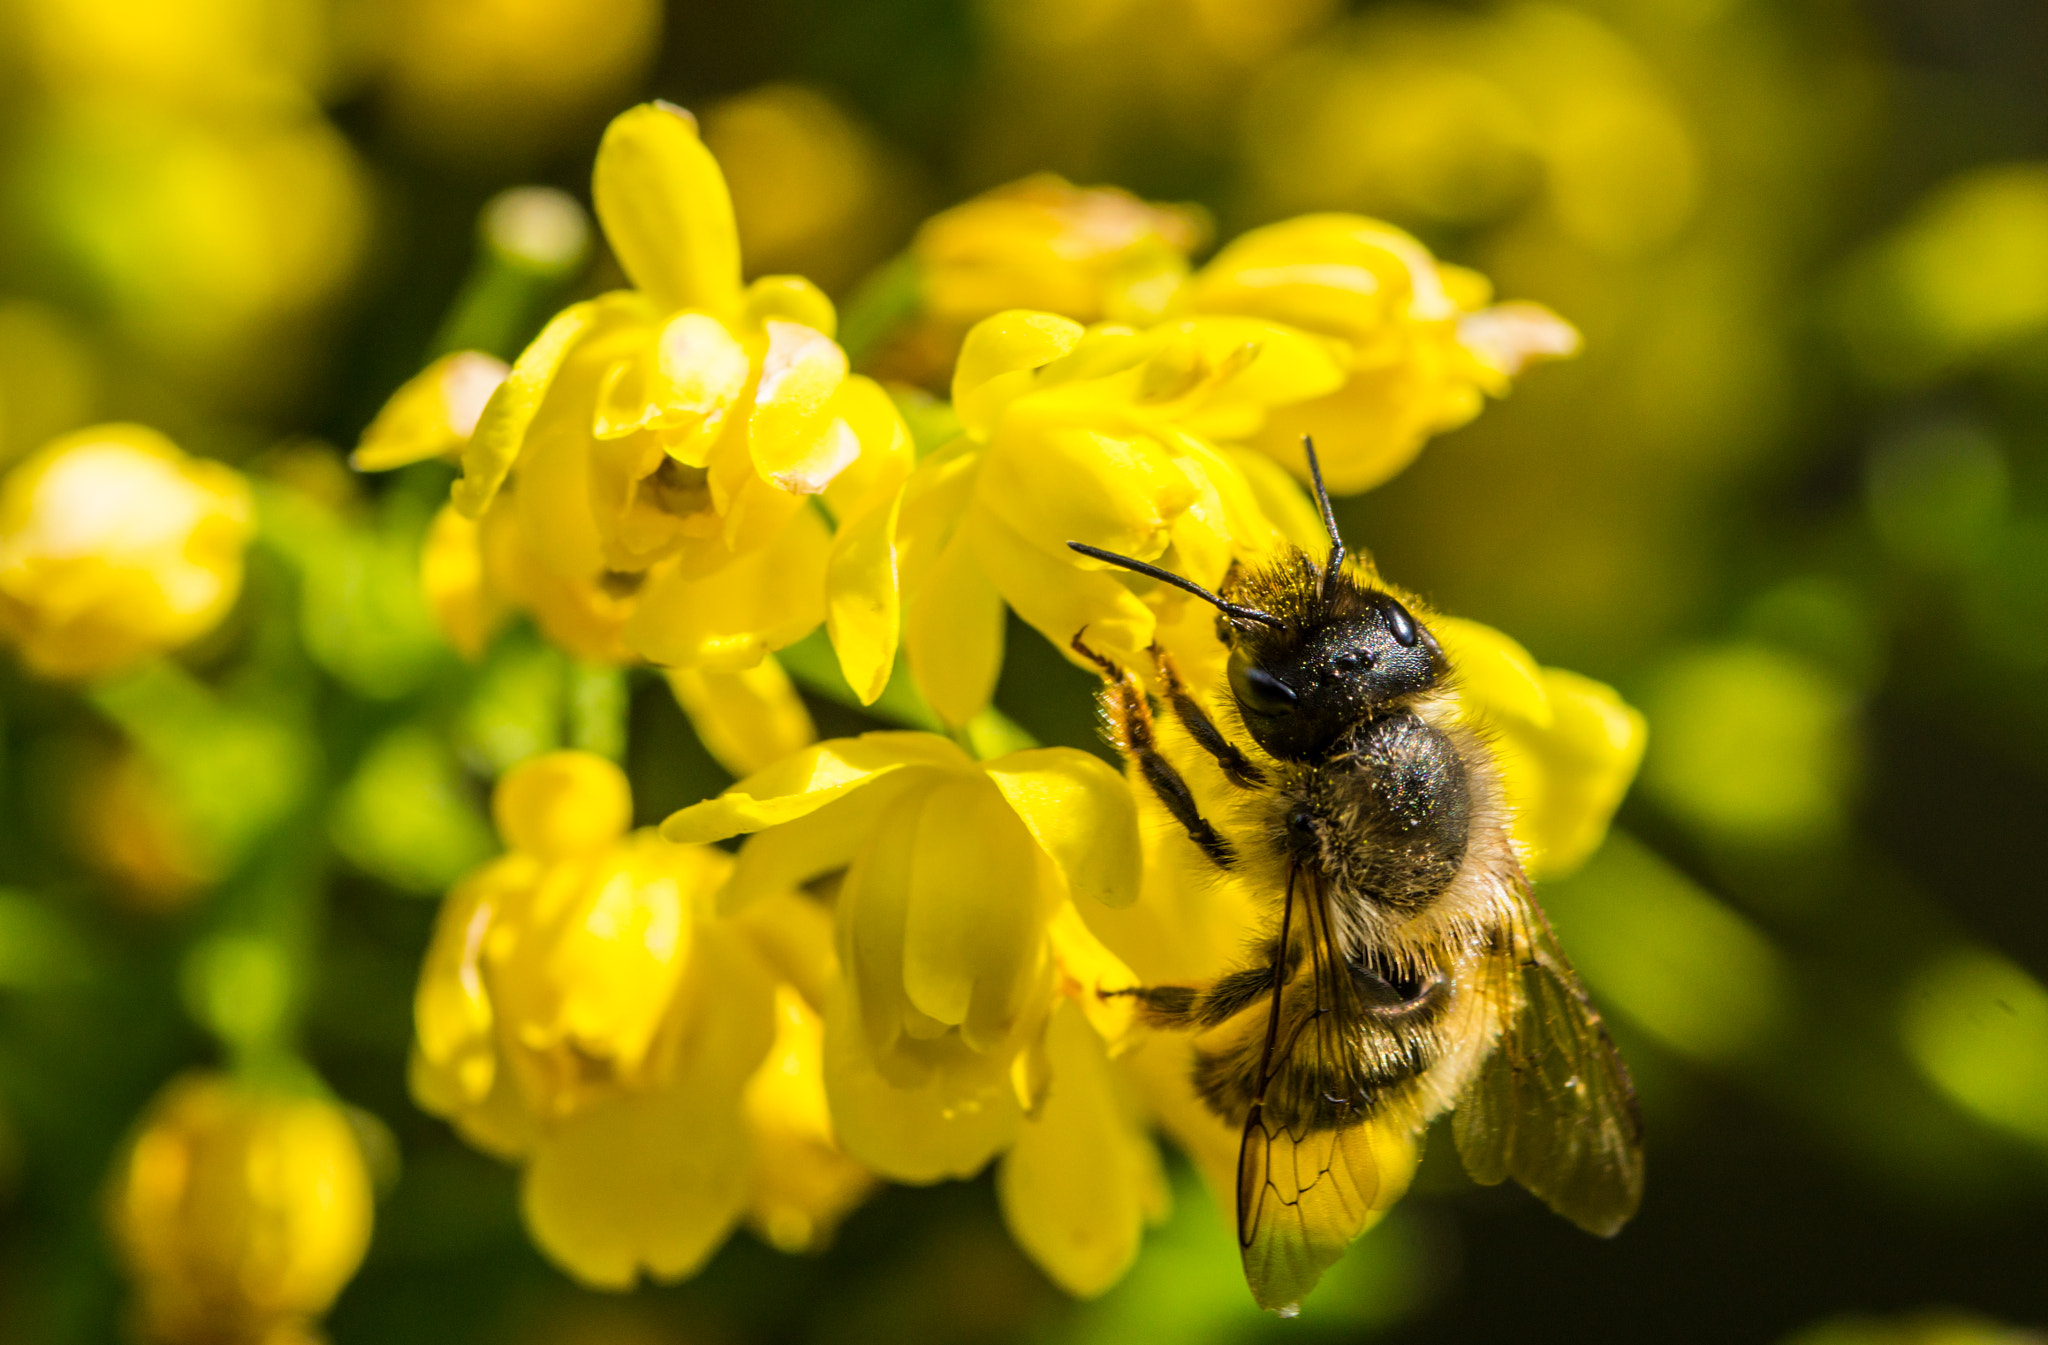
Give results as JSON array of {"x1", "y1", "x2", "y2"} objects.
[
  {"x1": 1072, "y1": 632, "x2": 1237, "y2": 869},
  {"x1": 1148, "y1": 643, "x2": 1267, "y2": 788},
  {"x1": 1103, "y1": 939, "x2": 1294, "y2": 1029},
  {"x1": 1105, "y1": 984, "x2": 1202, "y2": 1027}
]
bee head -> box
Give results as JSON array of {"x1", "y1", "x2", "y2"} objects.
[
  {"x1": 1223, "y1": 586, "x2": 1447, "y2": 762},
  {"x1": 1068, "y1": 437, "x2": 1447, "y2": 762}
]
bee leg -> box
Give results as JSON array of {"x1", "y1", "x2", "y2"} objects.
[
  {"x1": 1104, "y1": 940, "x2": 1294, "y2": 1030},
  {"x1": 1148, "y1": 643, "x2": 1267, "y2": 788},
  {"x1": 1072, "y1": 631, "x2": 1237, "y2": 869},
  {"x1": 1105, "y1": 984, "x2": 1202, "y2": 1028}
]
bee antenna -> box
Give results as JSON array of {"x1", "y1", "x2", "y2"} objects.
[
  {"x1": 1066, "y1": 542, "x2": 1286, "y2": 630},
  {"x1": 1303, "y1": 435, "x2": 1344, "y2": 598}
]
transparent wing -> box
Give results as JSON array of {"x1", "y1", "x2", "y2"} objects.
[
  {"x1": 1238, "y1": 1103, "x2": 1402, "y2": 1314},
  {"x1": 1453, "y1": 897, "x2": 1644, "y2": 1236},
  {"x1": 1236, "y1": 867, "x2": 1397, "y2": 1314}
]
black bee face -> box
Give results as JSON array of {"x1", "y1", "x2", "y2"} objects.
[{"x1": 1226, "y1": 593, "x2": 1447, "y2": 762}]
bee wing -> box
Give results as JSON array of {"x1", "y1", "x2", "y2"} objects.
[
  {"x1": 1236, "y1": 867, "x2": 1403, "y2": 1314},
  {"x1": 1238, "y1": 1102, "x2": 1404, "y2": 1314},
  {"x1": 1452, "y1": 897, "x2": 1644, "y2": 1235}
]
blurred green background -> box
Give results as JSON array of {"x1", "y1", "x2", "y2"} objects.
[{"x1": 2, "y1": 0, "x2": 2047, "y2": 1341}]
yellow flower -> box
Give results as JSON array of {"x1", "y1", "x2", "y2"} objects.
[
  {"x1": 410, "y1": 751, "x2": 870, "y2": 1288},
  {"x1": 880, "y1": 309, "x2": 1347, "y2": 723},
  {"x1": 107, "y1": 1072, "x2": 373, "y2": 1345},
  {"x1": 437, "y1": 102, "x2": 911, "y2": 682},
  {"x1": 1431, "y1": 616, "x2": 1646, "y2": 879},
  {"x1": 872, "y1": 175, "x2": 1207, "y2": 386},
  {"x1": 1183, "y1": 213, "x2": 1579, "y2": 493},
  {"x1": 664, "y1": 732, "x2": 1167, "y2": 1294},
  {"x1": 702, "y1": 83, "x2": 901, "y2": 294},
  {"x1": 368, "y1": 0, "x2": 661, "y2": 164},
  {"x1": 366, "y1": 102, "x2": 914, "y2": 754},
  {"x1": 0, "y1": 424, "x2": 252, "y2": 679}
]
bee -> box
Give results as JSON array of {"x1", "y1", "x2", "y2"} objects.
[{"x1": 1066, "y1": 440, "x2": 1643, "y2": 1314}]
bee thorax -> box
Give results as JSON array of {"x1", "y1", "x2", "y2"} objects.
[{"x1": 1277, "y1": 711, "x2": 1471, "y2": 915}]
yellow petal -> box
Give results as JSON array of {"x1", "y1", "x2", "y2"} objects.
[
  {"x1": 453, "y1": 300, "x2": 605, "y2": 518},
  {"x1": 953, "y1": 311, "x2": 1085, "y2": 438},
  {"x1": 972, "y1": 503, "x2": 1155, "y2": 676},
  {"x1": 838, "y1": 781, "x2": 922, "y2": 1061},
  {"x1": 984, "y1": 748, "x2": 1140, "y2": 909},
  {"x1": 748, "y1": 321, "x2": 853, "y2": 494},
  {"x1": 1045, "y1": 900, "x2": 1141, "y2": 1050},
  {"x1": 419, "y1": 502, "x2": 507, "y2": 661},
  {"x1": 1224, "y1": 446, "x2": 1330, "y2": 555},
  {"x1": 903, "y1": 521, "x2": 1005, "y2": 728},
  {"x1": 1458, "y1": 301, "x2": 1581, "y2": 379},
  {"x1": 1435, "y1": 615, "x2": 1552, "y2": 732},
  {"x1": 662, "y1": 732, "x2": 966, "y2": 844},
  {"x1": 900, "y1": 776, "x2": 1045, "y2": 1046},
  {"x1": 491, "y1": 751, "x2": 634, "y2": 861},
  {"x1": 1161, "y1": 317, "x2": 1349, "y2": 420},
  {"x1": 520, "y1": 923, "x2": 773, "y2": 1288},
  {"x1": 743, "y1": 985, "x2": 873, "y2": 1252},
  {"x1": 592, "y1": 314, "x2": 751, "y2": 461},
  {"x1": 622, "y1": 505, "x2": 830, "y2": 670},
  {"x1": 719, "y1": 770, "x2": 930, "y2": 915},
  {"x1": 592, "y1": 103, "x2": 743, "y2": 318},
  {"x1": 975, "y1": 417, "x2": 1194, "y2": 563},
  {"x1": 664, "y1": 655, "x2": 817, "y2": 779},
  {"x1": 743, "y1": 275, "x2": 837, "y2": 337},
  {"x1": 820, "y1": 375, "x2": 915, "y2": 524},
  {"x1": 1505, "y1": 668, "x2": 1646, "y2": 881},
  {"x1": 731, "y1": 889, "x2": 839, "y2": 1011},
  {"x1": 997, "y1": 1001, "x2": 1168, "y2": 1298},
  {"x1": 413, "y1": 858, "x2": 525, "y2": 1106},
  {"x1": 821, "y1": 978, "x2": 1022, "y2": 1183},
  {"x1": 352, "y1": 351, "x2": 508, "y2": 471},
  {"x1": 826, "y1": 487, "x2": 902, "y2": 706}
]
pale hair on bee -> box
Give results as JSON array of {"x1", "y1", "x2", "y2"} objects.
[{"x1": 1068, "y1": 438, "x2": 1643, "y2": 1314}]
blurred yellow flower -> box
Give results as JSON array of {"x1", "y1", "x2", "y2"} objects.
[
  {"x1": 883, "y1": 309, "x2": 1345, "y2": 722},
  {"x1": 703, "y1": 84, "x2": 904, "y2": 294},
  {"x1": 366, "y1": 0, "x2": 661, "y2": 163},
  {"x1": 664, "y1": 732, "x2": 1165, "y2": 1293},
  {"x1": 411, "y1": 751, "x2": 871, "y2": 1288},
  {"x1": 1240, "y1": 4, "x2": 1700, "y2": 256},
  {"x1": 872, "y1": 175, "x2": 1207, "y2": 386},
  {"x1": 67, "y1": 741, "x2": 217, "y2": 911},
  {"x1": 15, "y1": 97, "x2": 369, "y2": 403},
  {"x1": 1838, "y1": 163, "x2": 2048, "y2": 384},
  {"x1": 108, "y1": 1072, "x2": 373, "y2": 1345},
  {"x1": 0, "y1": 424, "x2": 252, "y2": 680},
  {"x1": 9, "y1": 0, "x2": 330, "y2": 113},
  {"x1": 973, "y1": 0, "x2": 1337, "y2": 182},
  {"x1": 1184, "y1": 213, "x2": 1578, "y2": 492}
]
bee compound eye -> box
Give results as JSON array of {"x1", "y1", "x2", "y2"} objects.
[
  {"x1": 1385, "y1": 600, "x2": 1419, "y2": 647},
  {"x1": 1230, "y1": 660, "x2": 1298, "y2": 714}
]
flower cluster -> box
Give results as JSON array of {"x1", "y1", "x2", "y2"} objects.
[
  {"x1": 410, "y1": 750, "x2": 871, "y2": 1285},
  {"x1": 21, "y1": 99, "x2": 1639, "y2": 1320},
  {"x1": 362, "y1": 101, "x2": 912, "y2": 765},
  {"x1": 374, "y1": 103, "x2": 1637, "y2": 1301}
]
